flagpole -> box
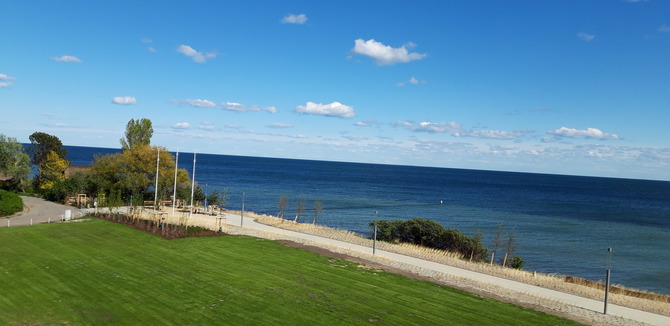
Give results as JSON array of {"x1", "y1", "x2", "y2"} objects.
[
  {"x1": 154, "y1": 147, "x2": 160, "y2": 214},
  {"x1": 189, "y1": 150, "x2": 196, "y2": 218},
  {"x1": 172, "y1": 150, "x2": 179, "y2": 216}
]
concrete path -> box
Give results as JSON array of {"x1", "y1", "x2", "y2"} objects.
[{"x1": 2, "y1": 196, "x2": 85, "y2": 227}]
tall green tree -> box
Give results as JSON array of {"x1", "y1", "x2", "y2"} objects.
[
  {"x1": 28, "y1": 132, "x2": 67, "y2": 165},
  {"x1": 120, "y1": 118, "x2": 153, "y2": 150},
  {"x1": 28, "y1": 132, "x2": 69, "y2": 190},
  {"x1": 0, "y1": 134, "x2": 32, "y2": 192}
]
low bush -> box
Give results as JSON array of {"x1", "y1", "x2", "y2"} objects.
[
  {"x1": 370, "y1": 217, "x2": 488, "y2": 261},
  {"x1": 0, "y1": 189, "x2": 23, "y2": 217}
]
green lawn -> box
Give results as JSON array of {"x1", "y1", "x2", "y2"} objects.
[{"x1": 0, "y1": 219, "x2": 582, "y2": 325}]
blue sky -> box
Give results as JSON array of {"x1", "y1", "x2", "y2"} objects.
[{"x1": 2, "y1": 0, "x2": 669, "y2": 180}]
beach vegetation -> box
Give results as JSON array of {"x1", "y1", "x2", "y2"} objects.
[
  {"x1": 370, "y1": 217, "x2": 488, "y2": 261},
  {"x1": 120, "y1": 117, "x2": 153, "y2": 150},
  {"x1": 0, "y1": 134, "x2": 32, "y2": 192},
  {"x1": 0, "y1": 189, "x2": 23, "y2": 217}
]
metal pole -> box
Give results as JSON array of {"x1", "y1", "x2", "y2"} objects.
[
  {"x1": 172, "y1": 151, "x2": 179, "y2": 216},
  {"x1": 241, "y1": 192, "x2": 245, "y2": 227},
  {"x1": 189, "y1": 150, "x2": 196, "y2": 218},
  {"x1": 604, "y1": 247, "x2": 612, "y2": 314},
  {"x1": 154, "y1": 147, "x2": 160, "y2": 215}
]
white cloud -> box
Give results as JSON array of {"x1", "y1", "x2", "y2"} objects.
[
  {"x1": 548, "y1": 127, "x2": 621, "y2": 140},
  {"x1": 397, "y1": 76, "x2": 427, "y2": 87},
  {"x1": 577, "y1": 32, "x2": 595, "y2": 42},
  {"x1": 172, "y1": 122, "x2": 192, "y2": 130},
  {"x1": 354, "y1": 120, "x2": 379, "y2": 127},
  {"x1": 112, "y1": 96, "x2": 137, "y2": 105},
  {"x1": 659, "y1": 24, "x2": 670, "y2": 32},
  {"x1": 222, "y1": 102, "x2": 277, "y2": 113},
  {"x1": 177, "y1": 45, "x2": 216, "y2": 63},
  {"x1": 398, "y1": 121, "x2": 462, "y2": 134},
  {"x1": 281, "y1": 14, "x2": 308, "y2": 24},
  {"x1": 267, "y1": 123, "x2": 293, "y2": 129},
  {"x1": 198, "y1": 122, "x2": 220, "y2": 131},
  {"x1": 351, "y1": 39, "x2": 427, "y2": 65},
  {"x1": 171, "y1": 99, "x2": 217, "y2": 108},
  {"x1": 397, "y1": 121, "x2": 530, "y2": 140},
  {"x1": 460, "y1": 130, "x2": 528, "y2": 140},
  {"x1": 0, "y1": 73, "x2": 14, "y2": 88},
  {"x1": 294, "y1": 101, "x2": 355, "y2": 119},
  {"x1": 52, "y1": 55, "x2": 82, "y2": 63}
]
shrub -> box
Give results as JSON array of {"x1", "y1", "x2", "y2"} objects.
[
  {"x1": 370, "y1": 217, "x2": 488, "y2": 262},
  {"x1": 0, "y1": 189, "x2": 23, "y2": 217},
  {"x1": 510, "y1": 256, "x2": 524, "y2": 270}
]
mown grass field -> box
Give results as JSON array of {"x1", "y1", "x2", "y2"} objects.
[{"x1": 0, "y1": 219, "x2": 582, "y2": 325}]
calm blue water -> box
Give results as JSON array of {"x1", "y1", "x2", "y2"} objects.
[{"x1": 65, "y1": 145, "x2": 670, "y2": 295}]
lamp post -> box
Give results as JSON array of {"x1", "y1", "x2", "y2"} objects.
[{"x1": 604, "y1": 247, "x2": 612, "y2": 314}]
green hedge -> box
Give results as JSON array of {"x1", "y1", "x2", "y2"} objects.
[{"x1": 0, "y1": 189, "x2": 23, "y2": 217}]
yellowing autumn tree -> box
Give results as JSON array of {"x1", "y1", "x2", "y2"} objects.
[{"x1": 38, "y1": 150, "x2": 69, "y2": 190}]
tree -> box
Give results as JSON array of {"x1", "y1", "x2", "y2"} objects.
[
  {"x1": 277, "y1": 195, "x2": 288, "y2": 219},
  {"x1": 0, "y1": 134, "x2": 32, "y2": 192},
  {"x1": 120, "y1": 118, "x2": 153, "y2": 150},
  {"x1": 207, "y1": 189, "x2": 228, "y2": 208},
  {"x1": 312, "y1": 199, "x2": 323, "y2": 224},
  {"x1": 28, "y1": 132, "x2": 69, "y2": 190},
  {"x1": 502, "y1": 232, "x2": 517, "y2": 267},
  {"x1": 490, "y1": 223, "x2": 504, "y2": 265},
  {"x1": 28, "y1": 132, "x2": 67, "y2": 165},
  {"x1": 89, "y1": 145, "x2": 190, "y2": 203},
  {"x1": 293, "y1": 200, "x2": 305, "y2": 222},
  {"x1": 37, "y1": 150, "x2": 69, "y2": 190}
]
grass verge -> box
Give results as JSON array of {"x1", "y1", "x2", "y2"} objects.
[{"x1": 0, "y1": 219, "x2": 582, "y2": 325}]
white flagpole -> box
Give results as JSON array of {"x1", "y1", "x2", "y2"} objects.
[
  {"x1": 154, "y1": 147, "x2": 160, "y2": 214},
  {"x1": 172, "y1": 150, "x2": 179, "y2": 216},
  {"x1": 189, "y1": 150, "x2": 197, "y2": 218}
]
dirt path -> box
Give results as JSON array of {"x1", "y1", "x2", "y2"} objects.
[{"x1": 2, "y1": 196, "x2": 84, "y2": 227}]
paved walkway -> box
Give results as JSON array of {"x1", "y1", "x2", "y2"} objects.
[
  {"x1": 2, "y1": 196, "x2": 85, "y2": 227},
  {"x1": 5, "y1": 200, "x2": 669, "y2": 325}
]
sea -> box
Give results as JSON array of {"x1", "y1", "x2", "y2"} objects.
[{"x1": 64, "y1": 145, "x2": 670, "y2": 295}]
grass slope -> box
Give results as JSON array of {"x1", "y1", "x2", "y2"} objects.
[{"x1": 0, "y1": 220, "x2": 582, "y2": 325}]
